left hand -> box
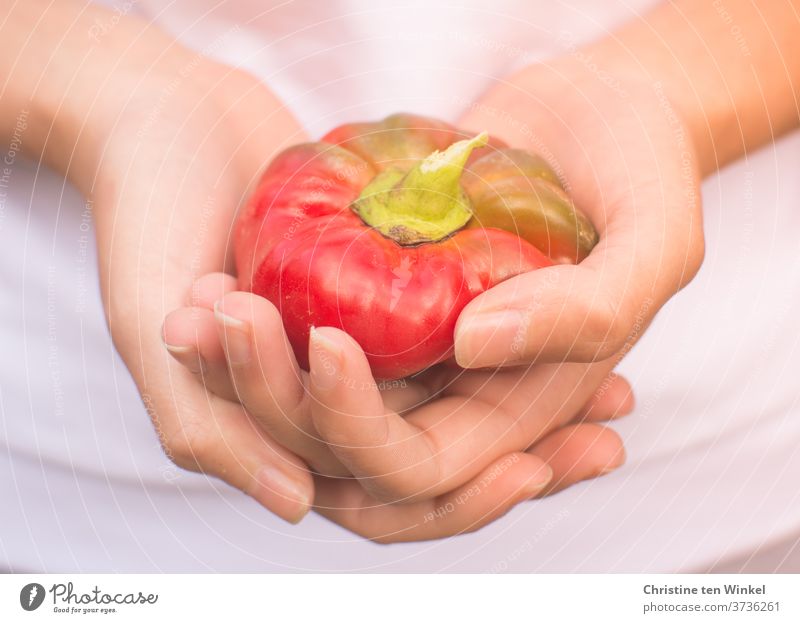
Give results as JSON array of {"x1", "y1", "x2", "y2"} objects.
[{"x1": 454, "y1": 56, "x2": 705, "y2": 368}]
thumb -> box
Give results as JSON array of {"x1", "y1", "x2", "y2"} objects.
[{"x1": 453, "y1": 214, "x2": 691, "y2": 367}]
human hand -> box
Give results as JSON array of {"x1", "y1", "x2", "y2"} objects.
[
  {"x1": 165, "y1": 276, "x2": 633, "y2": 541},
  {"x1": 454, "y1": 57, "x2": 705, "y2": 367},
  {"x1": 82, "y1": 25, "x2": 317, "y2": 523}
]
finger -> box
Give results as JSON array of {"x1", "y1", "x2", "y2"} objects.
[
  {"x1": 186, "y1": 271, "x2": 238, "y2": 309},
  {"x1": 161, "y1": 271, "x2": 240, "y2": 398},
  {"x1": 528, "y1": 423, "x2": 626, "y2": 496},
  {"x1": 309, "y1": 327, "x2": 624, "y2": 504},
  {"x1": 313, "y1": 452, "x2": 552, "y2": 543},
  {"x1": 454, "y1": 198, "x2": 704, "y2": 368},
  {"x1": 452, "y1": 258, "x2": 635, "y2": 367},
  {"x1": 154, "y1": 385, "x2": 313, "y2": 524},
  {"x1": 431, "y1": 359, "x2": 619, "y2": 464},
  {"x1": 161, "y1": 306, "x2": 238, "y2": 401},
  {"x1": 576, "y1": 372, "x2": 635, "y2": 422},
  {"x1": 214, "y1": 292, "x2": 344, "y2": 475},
  {"x1": 307, "y1": 326, "x2": 440, "y2": 501}
]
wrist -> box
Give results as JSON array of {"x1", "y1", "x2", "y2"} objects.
[
  {"x1": 569, "y1": 0, "x2": 800, "y2": 178},
  {"x1": 552, "y1": 51, "x2": 704, "y2": 173},
  {"x1": 573, "y1": 40, "x2": 717, "y2": 178},
  {"x1": 0, "y1": 1, "x2": 200, "y2": 195},
  {"x1": 463, "y1": 54, "x2": 701, "y2": 182}
]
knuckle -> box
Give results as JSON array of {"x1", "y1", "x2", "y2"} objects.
[
  {"x1": 105, "y1": 315, "x2": 132, "y2": 356},
  {"x1": 685, "y1": 232, "x2": 706, "y2": 283},
  {"x1": 160, "y1": 420, "x2": 212, "y2": 472},
  {"x1": 186, "y1": 275, "x2": 206, "y2": 307},
  {"x1": 161, "y1": 435, "x2": 196, "y2": 471},
  {"x1": 581, "y1": 295, "x2": 631, "y2": 360},
  {"x1": 315, "y1": 416, "x2": 390, "y2": 452},
  {"x1": 343, "y1": 509, "x2": 396, "y2": 545},
  {"x1": 362, "y1": 478, "x2": 413, "y2": 505}
]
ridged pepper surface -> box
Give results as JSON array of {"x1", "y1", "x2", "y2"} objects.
[{"x1": 235, "y1": 114, "x2": 597, "y2": 379}]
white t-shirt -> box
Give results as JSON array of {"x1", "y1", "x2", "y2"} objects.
[{"x1": 2, "y1": 0, "x2": 799, "y2": 572}]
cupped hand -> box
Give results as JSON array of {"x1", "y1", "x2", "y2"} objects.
[
  {"x1": 302, "y1": 59, "x2": 702, "y2": 539},
  {"x1": 164, "y1": 276, "x2": 634, "y2": 541},
  {"x1": 88, "y1": 40, "x2": 316, "y2": 523},
  {"x1": 454, "y1": 57, "x2": 705, "y2": 367}
]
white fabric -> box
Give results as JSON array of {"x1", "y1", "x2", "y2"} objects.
[{"x1": 1, "y1": 0, "x2": 799, "y2": 572}]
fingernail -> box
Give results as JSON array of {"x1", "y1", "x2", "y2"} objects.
[
  {"x1": 454, "y1": 309, "x2": 526, "y2": 368},
  {"x1": 598, "y1": 446, "x2": 627, "y2": 476},
  {"x1": 214, "y1": 301, "x2": 251, "y2": 365},
  {"x1": 251, "y1": 466, "x2": 311, "y2": 524},
  {"x1": 163, "y1": 342, "x2": 193, "y2": 355},
  {"x1": 518, "y1": 464, "x2": 554, "y2": 501},
  {"x1": 308, "y1": 327, "x2": 342, "y2": 391},
  {"x1": 619, "y1": 390, "x2": 636, "y2": 415},
  {"x1": 528, "y1": 463, "x2": 554, "y2": 490},
  {"x1": 161, "y1": 336, "x2": 206, "y2": 375}
]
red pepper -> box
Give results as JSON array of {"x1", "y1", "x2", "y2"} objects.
[{"x1": 235, "y1": 114, "x2": 597, "y2": 379}]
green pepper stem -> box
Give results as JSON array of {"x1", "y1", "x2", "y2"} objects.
[{"x1": 352, "y1": 132, "x2": 489, "y2": 245}]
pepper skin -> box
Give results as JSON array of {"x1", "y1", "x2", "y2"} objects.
[{"x1": 235, "y1": 114, "x2": 597, "y2": 379}]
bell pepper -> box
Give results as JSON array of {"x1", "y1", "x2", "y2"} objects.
[{"x1": 235, "y1": 114, "x2": 597, "y2": 379}]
